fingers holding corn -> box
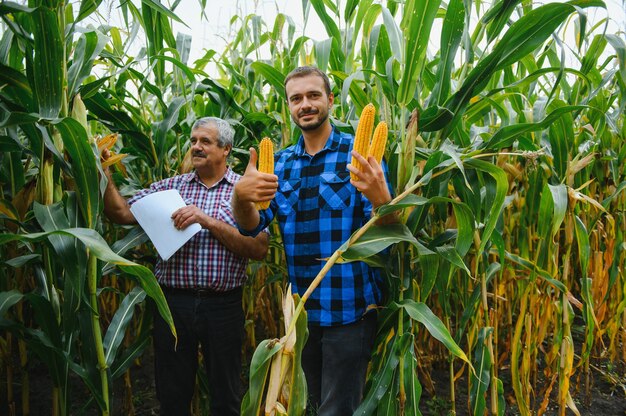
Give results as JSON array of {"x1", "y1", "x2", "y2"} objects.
[
  {"x1": 97, "y1": 133, "x2": 128, "y2": 172},
  {"x1": 234, "y1": 141, "x2": 278, "y2": 212},
  {"x1": 348, "y1": 103, "x2": 391, "y2": 208},
  {"x1": 255, "y1": 138, "x2": 275, "y2": 210}
]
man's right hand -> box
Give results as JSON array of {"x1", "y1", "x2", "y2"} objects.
[{"x1": 234, "y1": 148, "x2": 278, "y2": 205}]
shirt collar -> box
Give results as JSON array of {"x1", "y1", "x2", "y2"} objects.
[
  {"x1": 184, "y1": 167, "x2": 237, "y2": 186},
  {"x1": 294, "y1": 124, "x2": 341, "y2": 157}
]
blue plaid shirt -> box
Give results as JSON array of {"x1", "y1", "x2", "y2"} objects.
[{"x1": 241, "y1": 126, "x2": 386, "y2": 326}]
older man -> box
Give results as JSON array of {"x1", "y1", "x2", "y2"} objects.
[{"x1": 103, "y1": 117, "x2": 269, "y2": 416}]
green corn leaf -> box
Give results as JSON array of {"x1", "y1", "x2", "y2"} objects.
[
  {"x1": 31, "y1": 6, "x2": 63, "y2": 119},
  {"x1": 464, "y1": 159, "x2": 507, "y2": 254},
  {"x1": 338, "y1": 223, "x2": 434, "y2": 263},
  {"x1": 0, "y1": 228, "x2": 175, "y2": 339},
  {"x1": 0, "y1": 290, "x2": 23, "y2": 316},
  {"x1": 52, "y1": 118, "x2": 99, "y2": 229},
  {"x1": 482, "y1": 105, "x2": 588, "y2": 149},
  {"x1": 397, "y1": 0, "x2": 441, "y2": 106},
  {"x1": 548, "y1": 184, "x2": 568, "y2": 238},
  {"x1": 0, "y1": 63, "x2": 34, "y2": 111},
  {"x1": 77, "y1": 0, "x2": 103, "y2": 22},
  {"x1": 142, "y1": 0, "x2": 186, "y2": 25},
  {"x1": 435, "y1": 245, "x2": 471, "y2": 276},
  {"x1": 251, "y1": 61, "x2": 286, "y2": 99},
  {"x1": 354, "y1": 332, "x2": 412, "y2": 415},
  {"x1": 402, "y1": 342, "x2": 422, "y2": 415},
  {"x1": 110, "y1": 324, "x2": 151, "y2": 380},
  {"x1": 154, "y1": 96, "x2": 185, "y2": 166},
  {"x1": 241, "y1": 339, "x2": 284, "y2": 415},
  {"x1": 287, "y1": 294, "x2": 308, "y2": 416},
  {"x1": 67, "y1": 30, "x2": 108, "y2": 97},
  {"x1": 470, "y1": 327, "x2": 493, "y2": 416},
  {"x1": 430, "y1": 0, "x2": 465, "y2": 106},
  {"x1": 397, "y1": 299, "x2": 470, "y2": 363},
  {"x1": 103, "y1": 286, "x2": 146, "y2": 367}
]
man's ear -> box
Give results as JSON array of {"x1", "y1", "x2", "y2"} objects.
[{"x1": 328, "y1": 92, "x2": 334, "y2": 108}]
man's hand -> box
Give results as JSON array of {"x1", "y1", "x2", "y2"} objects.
[
  {"x1": 171, "y1": 205, "x2": 212, "y2": 230},
  {"x1": 234, "y1": 148, "x2": 278, "y2": 205},
  {"x1": 347, "y1": 150, "x2": 392, "y2": 208}
]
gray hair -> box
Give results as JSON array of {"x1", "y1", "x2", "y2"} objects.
[{"x1": 192, "y1": 117, "x2": 234, "y2": 148}]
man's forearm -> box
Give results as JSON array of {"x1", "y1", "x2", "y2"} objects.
[
  {"x1": 207, "y1": 218, "x2": 268, "y2": 260},
  {"x1": 103, "y1": 170, "x2": 136, "y2": 225},
  {"x1": 232, "y1": 192, "x2": 262, "y2": 233}
]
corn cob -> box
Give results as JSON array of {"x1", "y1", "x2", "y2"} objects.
[
  {"x1": 350, "y1": 103, "x2": 376, "y2": 181},
  {"x1": 97, "y1": 133, "x2": 118, "y2": 153},
  {"x1": 367, "y1": 121, "x2": 388, "y2": 164},
  {"x1": 101, "y1": 152, "x2": 128, "y2": 169},
  {"x1": 255, "y1": 138, "x2": 274, "y2": 210}
]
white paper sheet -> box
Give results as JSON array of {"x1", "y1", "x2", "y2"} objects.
[{"x1": 130, "y1": 189, "x2": 202, "y2": 261}]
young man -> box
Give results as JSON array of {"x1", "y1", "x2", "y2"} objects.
[
  {"x1": 232, "y1": 67, "x2": 393, "y2": 415},
  {"x1": 103, "y1": 117, "x2": 269, "y2": 416}
]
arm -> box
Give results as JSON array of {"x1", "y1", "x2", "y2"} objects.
[
  {"x1": 347, "y1": 151, "x2": 398, "y2": 225},
  {"x1": 102, "y1": 149, "x2": 136, "y2": 225},
  {"x1": 170, "y1": 205, "x2": 269, "y2": 260},
  {"x1": 232, "y1": 147, "x2": 278, "y2": 233}
]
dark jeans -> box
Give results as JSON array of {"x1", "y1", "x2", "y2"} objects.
[
  {"x1": 302, "y1": 312, "x2": 377, "y2": 416},
  {"x1": 152, "y1": 288, "x2": 244, "y2": 416}
]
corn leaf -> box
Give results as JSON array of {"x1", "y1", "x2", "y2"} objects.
[
  {"x1": 354, "y1": 332, "x2": 412, "y2": 415},
  {"x1": 0, "y1": 290, "x2": 23, "y2": 316},
  {"x1": 103, "y1": 286, "x2": 146, "y2": 367},
  {"x1": 30, "y1": 6, "x2": 63, "y2": 119},
  {"x1": 470, "y1": 326, "x2": 493, "y2": 416},
  {"x1": 397, "y1": 0, "x2": 441, "y2": 106},
  {"x1": 0, "y1": 228, "x2": 175, "y2": 339},
  {"x1": 67, "y1": 30, "x2": 108, "y2": 97},
  {"x1": 397, "y1": 299, "x2": 470, "y2": 363},
  {"x1": 338, "y1": 223, "x2": 434, "y2": 262},
  {"x1": 241, "y1": 339, "x2": 284, "y2": 415},
  {"x1": 53, "y1": 118, "x2": 99, "y2": 229}
]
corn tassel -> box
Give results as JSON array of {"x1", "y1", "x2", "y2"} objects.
[
  {"x1": 350, "y1": 103, "x2": 375, "y2": 181},
  {"x1": 367, "y1": 121, "x2": 388, "y2": 164},
  {"x1": 256, "y1": 138, "x2": 274, "y2": 210}
]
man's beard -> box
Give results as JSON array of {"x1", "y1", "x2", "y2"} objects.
[{"x1": 293, "y1": 108, "x2": 329, "y2": 131}]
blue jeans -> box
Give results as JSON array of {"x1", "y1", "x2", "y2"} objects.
[
  {"x1": 152, "y1": 288, "x2": 244, "y2": 416},
  {"x1": 302, "y1": 312, "x2": 377, "y2": 416}
]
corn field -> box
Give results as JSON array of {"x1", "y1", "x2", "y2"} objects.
[{"x1": 0, "y1": 0, "x2": 624, "y2": 415}]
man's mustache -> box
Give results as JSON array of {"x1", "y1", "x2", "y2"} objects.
[
  {"x1": 298, "y1": 109, "x2": 319, "y2": 117},
  {"x1": 192, "y1": 151, "x2": 206, "y2": 157}
]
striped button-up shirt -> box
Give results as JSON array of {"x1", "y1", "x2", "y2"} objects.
[
  {"x1": 129, "y1": 168, "x2": 248, "y2": 291},
  {"x1": 240, "y1": 127, "x2": 387, "y2": 327}
]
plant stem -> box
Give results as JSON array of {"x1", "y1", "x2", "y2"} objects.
[{"x1": 88, "y1": 252, "x2": 109, "y2": 415}]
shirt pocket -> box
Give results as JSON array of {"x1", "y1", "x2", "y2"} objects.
[
  {"x1": 319, "y1": 172, "x2": 352, "y2": 211},
  {"x1": 276, "y1": 178, "x2": 301, "y2": 214},
  {"x1": 217, "y1": 198, "x2": 236, "y2": 227}
]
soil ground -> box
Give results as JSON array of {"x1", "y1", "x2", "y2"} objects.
[{"x1": 5, "y1": 341, "x2": 625, "y2": 415}]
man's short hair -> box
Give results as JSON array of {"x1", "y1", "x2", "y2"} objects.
[
  {"x1": 192, "y1": 117, "x2": 234, "y2": 148},
  {"x1": 284, "y1": 66, "x2": 332, "y2": 96}
]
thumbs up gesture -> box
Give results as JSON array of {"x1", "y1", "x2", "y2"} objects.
[{"x1": 234, "y1": 147, "x2": 278, "y2": 205}]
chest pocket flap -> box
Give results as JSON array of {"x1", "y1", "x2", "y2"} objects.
[{"x1": 319, "y1": 172, "x2": 352, "y2": 210}]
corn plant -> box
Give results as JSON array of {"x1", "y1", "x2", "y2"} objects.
[{"x1": 1, "y1": 0, "x2": 623, "y2": 415}]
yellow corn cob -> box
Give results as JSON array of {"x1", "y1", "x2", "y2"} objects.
[
  {"x1": 97, "y1": 133, "x2": 118, "y2": 153},
  {"x1": 101, "y1": 153, "x2": 128, "y2": 169},
  {"x1": 255, "y1": 138, "x2": 274, "y2": 210},
  {"x1": 367, "y1": 121, "x2": 388, "y2": 164},
  {"x1": 350, "y1": 103, "x2": 376, "y2": 181}
]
